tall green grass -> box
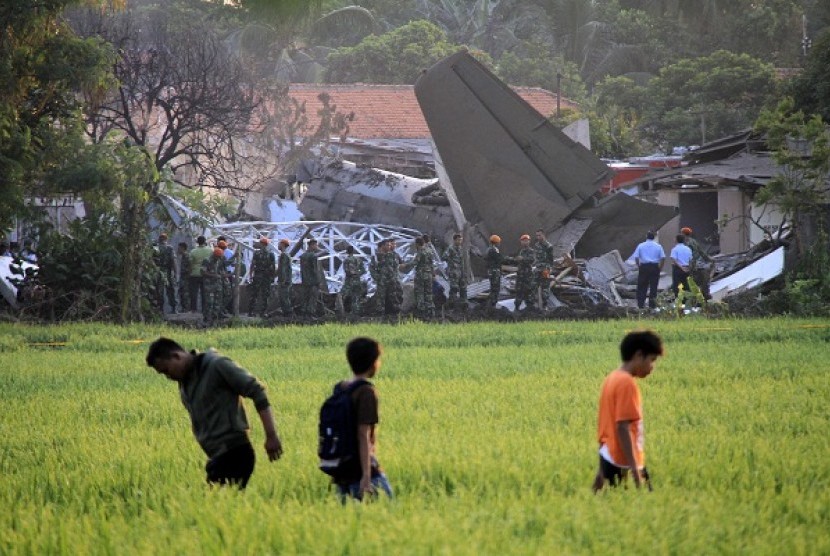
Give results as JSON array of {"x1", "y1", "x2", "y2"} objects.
[{"x1": 1, "y1": 318, "x2": 828, "y2": 554}]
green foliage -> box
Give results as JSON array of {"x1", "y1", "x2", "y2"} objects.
[
  {"x1": 324, "y1": 20, "x2": 473, "y2": 84},
  {"x1": 791, "y1": 28, "x2": 830, "y2": 124},
  {"x1": 1, "y1": 319, "x2": 829, "y2": 552},
  {"x1": 645, "y1": 50, "x2": 778, "y2": 146},
  {"x1": 0, "y1": 1, "x2": 115, "y2": 232},
  {"x1": 496, "y1": 41, "x2": 586, "y2": 101}
]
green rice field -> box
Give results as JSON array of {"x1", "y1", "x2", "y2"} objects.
[{"x1": 1, "y1": 318, "x2": 828, "y2": 554}]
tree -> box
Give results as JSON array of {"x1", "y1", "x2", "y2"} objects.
[
  {"x1": 0, "y1": 1, "x2": 114, "y2": 233},
  {"x1": 325, "y1": 20, "x2": 472, "y2": 84},
  {"x1": 754, "y1": 97, "x2": 830, "y2": 258},
  {"x1": 791, "y1": 29, "x2": 830, "y2": 124},
  {"x1": 644, "y1": 50, "x2": 777, "y2": 147},
  {"x1": 496, "y1": 41, "x2": 586, "y2": 102}
]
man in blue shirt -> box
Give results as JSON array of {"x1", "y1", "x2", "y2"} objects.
[
  {"x1": 670, "y1": 234, "x2": 693, "y2": 300},
  {"x1": 631, "y1": 231, "x2": 665, "y2": 309}
]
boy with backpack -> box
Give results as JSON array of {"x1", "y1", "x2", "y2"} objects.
[{"x1": 318, "y1": 337, "x2": 393, "y2": 501}]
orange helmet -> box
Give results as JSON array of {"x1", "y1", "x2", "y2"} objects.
[
  {"x1": 259, "y1": 237, "x2": 269, "y2": 245},
  {"x1": 217, "y1": 240, "x2": 228, "y2": 249},
  {"x1": 520, "y1": 234, "x2": 530, "y2": 241},
  {"x1": 681, "y1": 227, "x2": 692, "y2": 235},
  {"x1": 278, "y1": 239, "x2": 290, "y2": 248},
  {"x1": 212, "y1": 247, "x2": 224, "y2": 257},
  {"x1": 489, "y1": 234, "x2": 501, "y2": 244}
]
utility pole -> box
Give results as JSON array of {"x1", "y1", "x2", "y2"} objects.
[{"x1": 556, "y1": 72, "x2": 562, "y2": 118}]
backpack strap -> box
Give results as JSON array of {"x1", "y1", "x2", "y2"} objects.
[{"x1": 333, "y1": 378, "x2": 372, "y2": 396}]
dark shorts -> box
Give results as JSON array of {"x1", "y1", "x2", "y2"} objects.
[
  {"x1": 205, "y1": 442, "x2": 255, "y2": 489},
  {"x1": 599, "y1": 455, "x2": 650, "y2": 489}
]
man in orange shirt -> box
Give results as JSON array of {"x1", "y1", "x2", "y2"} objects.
[{"x1": 592, "y1": 330, "x2": 664, "y2": 492}]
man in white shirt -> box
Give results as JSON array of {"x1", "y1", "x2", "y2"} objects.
[
  {"x1": 670, "y1": 234, "x2": 693, "y2": 300},
  {"x1": 631, "y1": 231, "x2": 665, "y2": 309}
]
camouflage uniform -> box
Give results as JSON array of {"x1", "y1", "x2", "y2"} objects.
[
  {"x1": 514, "y1": 246, "x2": 536, "y2": 310},
  {"x1": 153, "y1": 241, "x2": 176, "y2": 313},
  {"x1": 201, "y1": 253, "x2": 225, "y2": 326},
  {"x1": 413, "y1": 247, "x2": 435, "y2": 317},
  {"x1": 299, "y1": 248, "x2": 325, "y2": 316},
  {"x1": 533, "y1": 239, "x2": 554, "y2": 309},
  {"x1": 485, "y1": 244, "x2": 503, "y2": 306},
  {"x1": 443, "y1": 243, "x2": 468, "y2": 307},
  {"x1": 342, "y1": 254, "x2": 366, "y2": 315},
  {"x1": 686, "y1": 236, "x2": 713, "y2": 300},
  {"x1": 276, "y1": 250, "x2": 293, "y2": 315},
  {"x1": 177, "y1": 249, "x2": 191, "y2": 313},
  {"x1": 378, "y1": 249, "x2": 403, "y2": 315},
  {"x1": 248, "y1": 245, "x2": 276, "y2": 316}
]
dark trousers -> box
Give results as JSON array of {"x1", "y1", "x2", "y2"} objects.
[
  {"x1": 671, "y1": 266, "x2": 690, "y2": 298},
  {"x1": 205, "y1": 442, "x2": 255, "y2": 489},
  {"x1": 188, "y1": 276, "x2": 203, "y2": 312},
  {"x1": 636, "y1": 263, "x2": 661, "y2": 308}
]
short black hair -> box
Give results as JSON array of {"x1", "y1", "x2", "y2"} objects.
[
  {"x1": 415, "y1": 237, "x2": 424, "y2": 246},
  {"x1": 146, "y1": 337, "x2": 186, "y2": 367},
  {"x1": 346, "y1": 245, "x2": 355, "y2": 254},
  {"x1": 620, "y1": 330, "x2": 663, "y2": 362},
  {"x1": 422, "y1": 234, "x2": 431, "y2": 243},
  {"x1": 346, "y1": 337, "x2": 381, "y2": 374},
  {"x1": 646, "y1": 231, "x2": 656, "y2": 240},
  {"x1": 676, "y1": 234, "x2": 686, "y2": 243},
  {"x1": 453, "y1": 233, "x2": 462, "y2": 240},
  {"x1": 178, "y1": 241, "x2": 189, "y2": 249},
  {"x1": 197, "y1": 236, "x2": 206, "y2": 245}
]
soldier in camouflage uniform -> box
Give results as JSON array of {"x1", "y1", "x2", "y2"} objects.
[
  {"x1": 341, "y1": 245, "x2": 366, "y2": 315},
  {"x1": 485, "y1": 234, "x2": 503, "y2": 306},
  {"x1": 276, "y1": 239, "x2": 294, "y2": 316},
  {"x1": 380, "y1": 239, "x2": 404, "y2": 315},
  {"x1": 201, "y1": 247, "x2": 226, "y2": 326},
  {"x1": 514, "y1": 234, "x2": 536, "y2": 311},
  {"x1": 443, "y1": 233, "x2": 468, "y2": 309},
  {"x1": 370, "y1": 240, "x2": 387, "y2": 314},
  {"x1": 681, "y1": 227, "x2": 713, "y2": 300},
  {"x1": 299, "y1": 239, "x2": 326, "y2": 316},
  {"x1": 176, "y1": 241, "x2": 190, "y2": 313},
  {"x1": 533, "y1": 229, "x2": 555, "y2": 309},
  {"x1": 412, "y1": 236, "x2": 436, "y2": 318},
  {"x1": 154, "y1": 233, "x2": 176, "y2": 313},
  {"x1": 248, "y1": 237, "x2": 276, "y2": 316}
]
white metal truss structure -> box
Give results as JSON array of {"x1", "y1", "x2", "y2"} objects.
[{"x1": 210, "y1": 221, "x2": 428, "y2": 292}]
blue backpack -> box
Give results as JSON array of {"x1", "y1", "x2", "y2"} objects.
[{"x1": 318, "y1": 379, "x2": 370, "y2": 479}]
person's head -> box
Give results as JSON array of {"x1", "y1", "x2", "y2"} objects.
[
  {"x1": 346, "y1": 337, "x2": 382, "y2": 377},
  {"x1": 520, "y1": 234, "x2": 530, "y2": 247},
  {"x1": 453, "y1": 233, "x2": 462, "y2": 245},
  {"x1": 217, "y1": 240, "x2": 228, "y2": 250},
  {"x1": 415, "y1": 237, "x2": 425, "y2": 248},
  {"x1": 389, "y1": 239, "x2": 396, "y2": 250},
  {"x1": 217, "y1": 235, "x2": 226, "y2": 242},
  {"x1": 422, "y1": 234, "x2": 431, "y2": 244},
  {"x1": 213, "y1": 247, "x2": 224, "y2": 257},
  {"x1": 676, "y1": 234, "x2": 686, "y2": 244},
  {"x1": 490, "y1": 234, "x2": 501, "y2": 245},
  {"x1": 260, "y1": 237, "x2": 269, "y2": 246},
  {"x1": 158, "y1": 233, "x2": 168, "y2": 243},
  {"x1": 681, "y1": 227, "x2": 693, "y2": 236},
  {"x1": 346, "y1": 245, "x2": 355, "y2": 255},
  {"x1": 646, "y1": 231, "x2": 656, "y2": 241},
  {"x1": 197, "y1": 235, "x2": 206, "y2": 246},
  {"x1": 308, "y1": 238, "x2": 318, "y2": 251},
  {"x1": 146, "y1": 337, "x2": 192, "y2": 381},
  {"x1": 177, "y1": 241, "x2": 189, "y2": 252},
  {"x1": 535, "y1": 229, "x2": 545, "y2": 241},
  {"x1": 278, "y1": 239, "x2": 290, "y2": 251},
  {"x1": 620, "y1": 330, "x2": 663, "y2": 378}
]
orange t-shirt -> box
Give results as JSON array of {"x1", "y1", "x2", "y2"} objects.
[{"x1": 597, "y1": 369, "x2": 644, "y2": 468}]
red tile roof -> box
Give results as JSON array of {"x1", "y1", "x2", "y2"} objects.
[{"x1": 287, "y1": 83, "x2": 575, "y2": 140}]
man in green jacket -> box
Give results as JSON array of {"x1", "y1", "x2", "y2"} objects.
[{"x1": 146, "y1": 337, "x2": 283, "y2": 489}]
